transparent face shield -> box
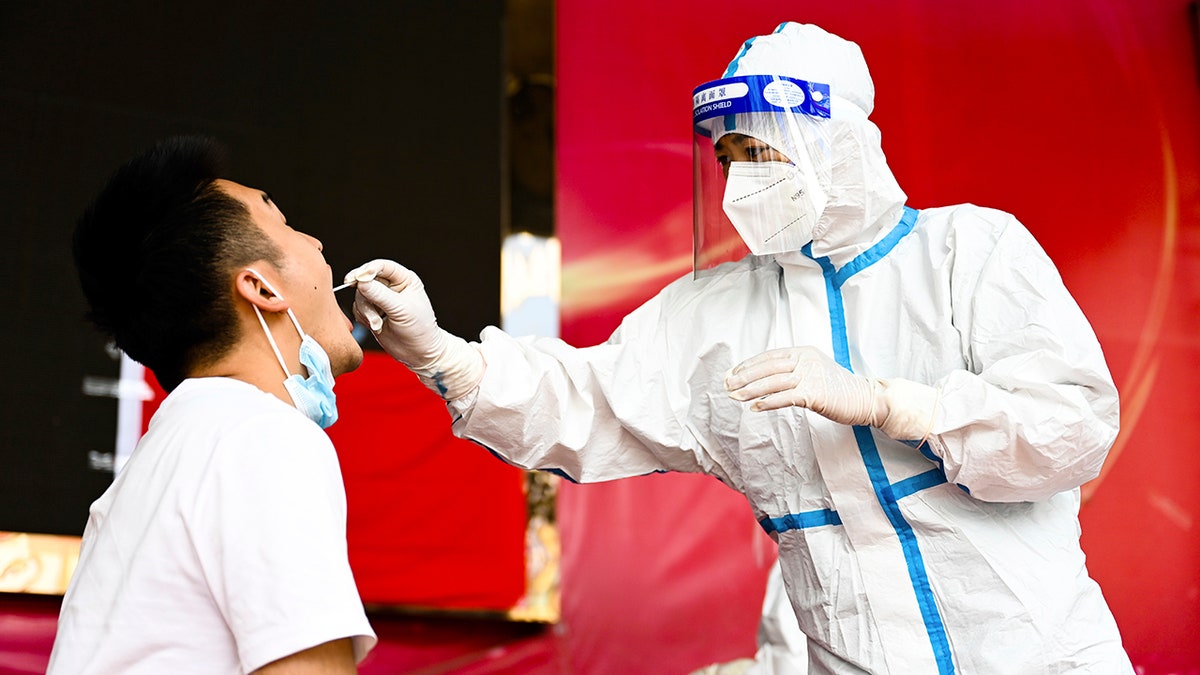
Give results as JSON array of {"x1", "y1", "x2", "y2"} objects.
[{"x1": 692, "y1": 75, "x2": 832, "y2": 277}]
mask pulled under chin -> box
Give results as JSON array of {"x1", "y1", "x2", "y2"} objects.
[
  {"x1": 247, "y1": 269, "x2": 340, "y2": 429},
  {"x1": 721, "y1": 160, "x2": 828, "y2": 255},
  {"x1": 282, "y1": 335, "x2": 339, "y2": 428}
]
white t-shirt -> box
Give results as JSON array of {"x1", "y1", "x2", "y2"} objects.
[{"x1": 47, "y1": 377, "x2": 376, "y2": 674}]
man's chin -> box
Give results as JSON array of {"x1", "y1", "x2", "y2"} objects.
[{"x1": 332, "y1": 346, "x2": 365, "y2": 377}]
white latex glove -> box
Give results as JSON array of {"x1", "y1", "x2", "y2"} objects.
[
  {"x1": 725, "y1": 346, "x2": 939, "y2": 442},
  {"x1": 345, "y1": 259, "x2": 484, "y2": 400}
]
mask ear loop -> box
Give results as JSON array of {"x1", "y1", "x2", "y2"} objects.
[
  {"x1": 779, "y1": 108, "x2": 825, "y2": 190},
  {"x1": 246, "y1": 268, "x2": 309, "y2": 377},
  {"x1": 776, "y1": 104, "x2": 832, "y2": 243},
  {"x1": 252, "y1": 304, "x2": 293, "y2": 378}
]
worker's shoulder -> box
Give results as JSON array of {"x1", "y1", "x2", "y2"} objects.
[
  {"x1": 918, "y1": 203, "x2": 1020, "y2": 233},
  {"x1": 647, "y1": 258, "x2": 775, "y2": 319},
  {"x1": 659, "y1": 255, "x2": 772, "y2": 296},
  {"x1": 915, "y1": 203, "x2": 1030, "y2": 249}
]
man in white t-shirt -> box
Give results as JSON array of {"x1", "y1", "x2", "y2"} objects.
[{"x1": 48, "y1": 136, "x2": 376, "y2": 674}]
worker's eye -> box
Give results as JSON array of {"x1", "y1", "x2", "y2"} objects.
[{"x1": 746, "y1": 145, "x2": 768, "y2": 160}]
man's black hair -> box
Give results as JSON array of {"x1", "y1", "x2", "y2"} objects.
[{"x1": 73, "y1": 136, "x2": 282, "y2": 391}]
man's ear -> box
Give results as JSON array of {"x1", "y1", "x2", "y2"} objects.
[{"x1": 235, "y1": 268, "x2": 290, "y2": 313}]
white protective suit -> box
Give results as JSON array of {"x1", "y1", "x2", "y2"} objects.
[{"x1": 353, "y1": 22, "x2": 1132, "y2": 675}]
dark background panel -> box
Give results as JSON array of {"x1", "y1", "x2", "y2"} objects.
[{"x1": 0, "y1": 1, "x2": 504, "y2": 535}]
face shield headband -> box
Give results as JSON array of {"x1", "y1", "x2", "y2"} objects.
[
  {"x1": 692, "y1": 75, "x2": 832, "y2": 276},
  {"x1": 692, "y1": 74, "x2": 830, "y2": 134}
]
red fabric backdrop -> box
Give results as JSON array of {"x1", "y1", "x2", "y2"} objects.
[
  {"x1": 555, "y1": 0, "x2": 1200, "y2": 672},
  {"x1": 327, "y1": 354, "x2": 528, "y2": 612}
]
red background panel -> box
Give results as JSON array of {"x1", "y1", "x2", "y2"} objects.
[{"x1": 328, "y1": 354, "x2": 528, "y2": 612}]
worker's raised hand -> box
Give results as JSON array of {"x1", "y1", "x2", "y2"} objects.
[
  {"x1": 726, "y1": 346, "x2": 940, "y2": 441},
  {"x1": 345, "y1": 259, "x2": 441, "y2": 367},
  {"x1": 726, "y1": 347, "x2": 883, "y2": 426},
  {"x1": 345, "y1": 259, "x2": 484, "y2": 400}
]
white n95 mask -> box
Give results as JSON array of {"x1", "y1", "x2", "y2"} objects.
[
  {"x1": 246, "y1": 269, "x2": 339, "y2": 429},
  {"x1": 721, "y1": 161, "x2": 828, "y2": 256}
]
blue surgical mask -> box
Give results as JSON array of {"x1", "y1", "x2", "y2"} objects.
[{"x1": 247, "y1": 269, "x2": 339, "y2": 428}]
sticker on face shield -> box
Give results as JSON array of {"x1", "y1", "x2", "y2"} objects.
[
  {"x1": 692, "y1": 75, "x2": 830, "y2": 129},
  {"x1": 763, "y1": 80, "x2": 807, "y2": 108}
]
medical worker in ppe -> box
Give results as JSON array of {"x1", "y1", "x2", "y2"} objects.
[{"x1": 348, "y1": 22, "x2": 1132, "y2": 674}]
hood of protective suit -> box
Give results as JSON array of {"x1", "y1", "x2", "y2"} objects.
[{"x1": 719, "y1": 22, "x2": 907, "y2": 262}]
